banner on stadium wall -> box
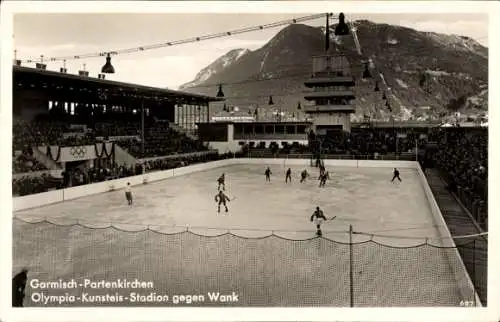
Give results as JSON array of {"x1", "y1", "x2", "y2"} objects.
[
  {"x1": 60, "y1": 145, "x2": 96, "y2": 162},
  {"x1": 40, "y1": 143, "x2": 114, "y2": 162},
  {"x1": 94, "y1": 142, "x2": 114, "y2": 159}
]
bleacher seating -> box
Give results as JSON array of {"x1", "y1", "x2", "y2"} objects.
[
  {"x1": 94, "y1": 122, "x2": 140, "y2": 137},
  {"x1": 115, "y1": 122, "x2": 208, "y2": 158},
  {"x1": 13, "y1": 120, "x2": 96, "y2": 151},
  {"x1": 12, "y1": 174, "x2": 61, "y2": 196},
  {"x1": 430, "y1": 128, "x2": 487, "y2": 210},
  {"x1": 11, "y1": 116, "x2": 213, "y2": 196},
  {"x1": 12, "y1": 148, "x2": 47, "y2": 173},
  {"x1": 12, "y1": 118, "x2": 208, "y2": 170}
]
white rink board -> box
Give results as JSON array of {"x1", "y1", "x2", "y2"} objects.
[{"x1": 13, "y1": 159, "x2": 233, "y2": 211}]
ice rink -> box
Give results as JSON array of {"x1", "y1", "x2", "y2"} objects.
[
  {"x1": 15, "y1": 164, "x2": 439, "y2": 240},
  {"x1": 13, "y1": 163, "x2": 473, "y2": 307}
]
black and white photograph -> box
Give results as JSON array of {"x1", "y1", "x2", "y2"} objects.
[{"x1": 1, "y1": 1, "x2": 498, "y2": 320}]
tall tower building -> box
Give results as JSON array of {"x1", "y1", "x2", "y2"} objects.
[{"x1": 303, "y1": 54, "x2": 356, "y2": 134}]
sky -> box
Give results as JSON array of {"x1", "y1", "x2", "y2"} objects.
[{"x1": 13, "y1": 12, "x2": 488, "y2": 90}]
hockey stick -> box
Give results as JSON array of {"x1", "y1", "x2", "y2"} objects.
[{"x1": 310, "y1": 216, "x2": 335, "y2": 223}]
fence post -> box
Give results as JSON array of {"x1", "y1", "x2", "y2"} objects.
[{"x1": 349, "y1": 224, "x2": 354, "y2": 307}]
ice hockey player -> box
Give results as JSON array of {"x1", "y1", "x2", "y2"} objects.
[
  {"x1": 300, "y1": 169, "x2": 309, "y2": 183},
  {"x1": 319, "y1": 163, "x2": 326, "y2": 178},
  {"x1": 319, "y1": 171, "x2": 330, "y2": 188},
  {"x1": 285, "y1": 168, "x2": 292, "y2": 183},
  {"x1": 217, "y1": 173, "x2": 226, "y2": 191},
  {"x1": 310, "y1": 206, "x2": 328, "y2": 237},
  {"x1": 214, "y1": 190, "x2": 231, "y2": 213},
  {"x1": 265, "y1": 167, "x2": 272, "y2": 182},
  {"x1": 391, "y1": 168, "x2": 402, "y2": 183},
  {"x1": 314, "y1": 155, "x2": 323, "y2": 168},
  {"x1": 125, "y1": 182, "x2": 133, "y2": 205}
]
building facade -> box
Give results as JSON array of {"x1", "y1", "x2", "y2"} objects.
[{"x1": 303, "y1": 54, "x2": 356, "y2": 134}]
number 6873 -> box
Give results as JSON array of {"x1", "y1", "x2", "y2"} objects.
[{"x1": 460, "y1": 300, "x2": 475, "y2": 307}]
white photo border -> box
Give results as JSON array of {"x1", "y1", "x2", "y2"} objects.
[{"x1": 1, "y1": 1, "x2": 498, "y2": 322}]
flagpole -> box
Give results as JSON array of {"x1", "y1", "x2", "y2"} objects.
[{"x1": 325, "y1": 13, "x2": 330, "y2": 52}]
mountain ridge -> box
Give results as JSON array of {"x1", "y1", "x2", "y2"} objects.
[
  {"x1": 179, "y1": 20, "x2": 488, "y2": 122},
  {"x1": 180, "y1": 48, "x2": 251, "y2": 89}
]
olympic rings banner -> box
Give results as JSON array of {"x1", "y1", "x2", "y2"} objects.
[
  {"x1": 40, "y1": 143, "x2": 114, "y2": 162},
  {"x1": 60, "y1": 145, "x2": 94, "y2": 162}
]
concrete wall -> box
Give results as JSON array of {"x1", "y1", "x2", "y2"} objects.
[
  {"x1": 114, "y1": 144, "x2": 139, "y2": 167},
  {"x1": 32, "y1": 146, "x2": 61, "y2": 170},
  {"x1": 208, "y1": 141, "x2": 242, "y2": 154},
  {"x1": 232, "y1": 157, "x2": 416, "y2": 169}
]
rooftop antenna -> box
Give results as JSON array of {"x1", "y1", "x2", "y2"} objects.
[
  {"x1": 78, "y1": 63, "x2": 89, "y2": 77},
  {"x1": 35, "y1": 54, "x2": 47, "y2": 70},
  {"x1": 60, "y1": 59, "x2": 67, "y2": 73},
  {"x1": 13, "y1": 49, "x2": 21, "y2": 66}
]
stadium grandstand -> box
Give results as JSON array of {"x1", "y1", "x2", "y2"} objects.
[{"x1": 12, "y1": 64, "x2": 225, "y2": 195}]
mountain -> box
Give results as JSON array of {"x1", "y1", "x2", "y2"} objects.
[
  {"x1": 181, "y1": 48, "x2": 251, "y2": 88},
  {"x1": 179, "y1": 21, "x2": 488, "y2": 122}
]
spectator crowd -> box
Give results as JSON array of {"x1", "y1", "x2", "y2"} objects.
[
  {"x1": 429, "y1": 128, "x2": 487, "y2": 227},
  {"x1": 12, "y1": 117, "x2": 487, "y2": 228},
  {"x1": 13, "y1": 148, "x2": 47, "y2": 173},
  {"x1": 12, "y1": 116, "x2": 212, "y2": 196}
]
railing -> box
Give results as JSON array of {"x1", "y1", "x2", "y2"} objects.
[
  {"x1": 233, "y1": 134, "x2": 308, "y2": 140},
  {"x1": 310, "y1": 72, "x2": 353, "y2": 79},
  {"x1": 139, "y1": 150, "x2": 218, "y2": 163},
  {"x1": 303, "y1": 90, "x2": 355, "y2": 97},
  {"x1": 456, "y1": 186, "x2": 488, "y2": 231},
  {"x1": 239, "y1": 151, "x2": 417, "y2": 161},
  {"x1": 436, "y1": 170, "x2": 488, "y2": 232},
  {"x1": 301, "y1": 105, "x2": 355, "y2": 113}
]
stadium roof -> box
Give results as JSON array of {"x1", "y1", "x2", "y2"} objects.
[{"x1": 13, "y1": 65, "x2": 224, "y2": 104}]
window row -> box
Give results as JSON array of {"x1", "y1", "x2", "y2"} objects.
[{"x1": 234, "y1": 124, "x2": 308, "y2": 135}]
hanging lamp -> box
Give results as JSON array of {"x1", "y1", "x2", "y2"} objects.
[
  {"x1": 216, "y1": 84, "x2": 225, "y2": 98},
  {"x1": 362, "y1": 62, "x2": 372, "y2": 79},
  {"x1": 334, "y1": 13, "x2": 349, "y2": 36},
  {"x1": 101, "y1": 53, "x2": 115, "y2": 74}
]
